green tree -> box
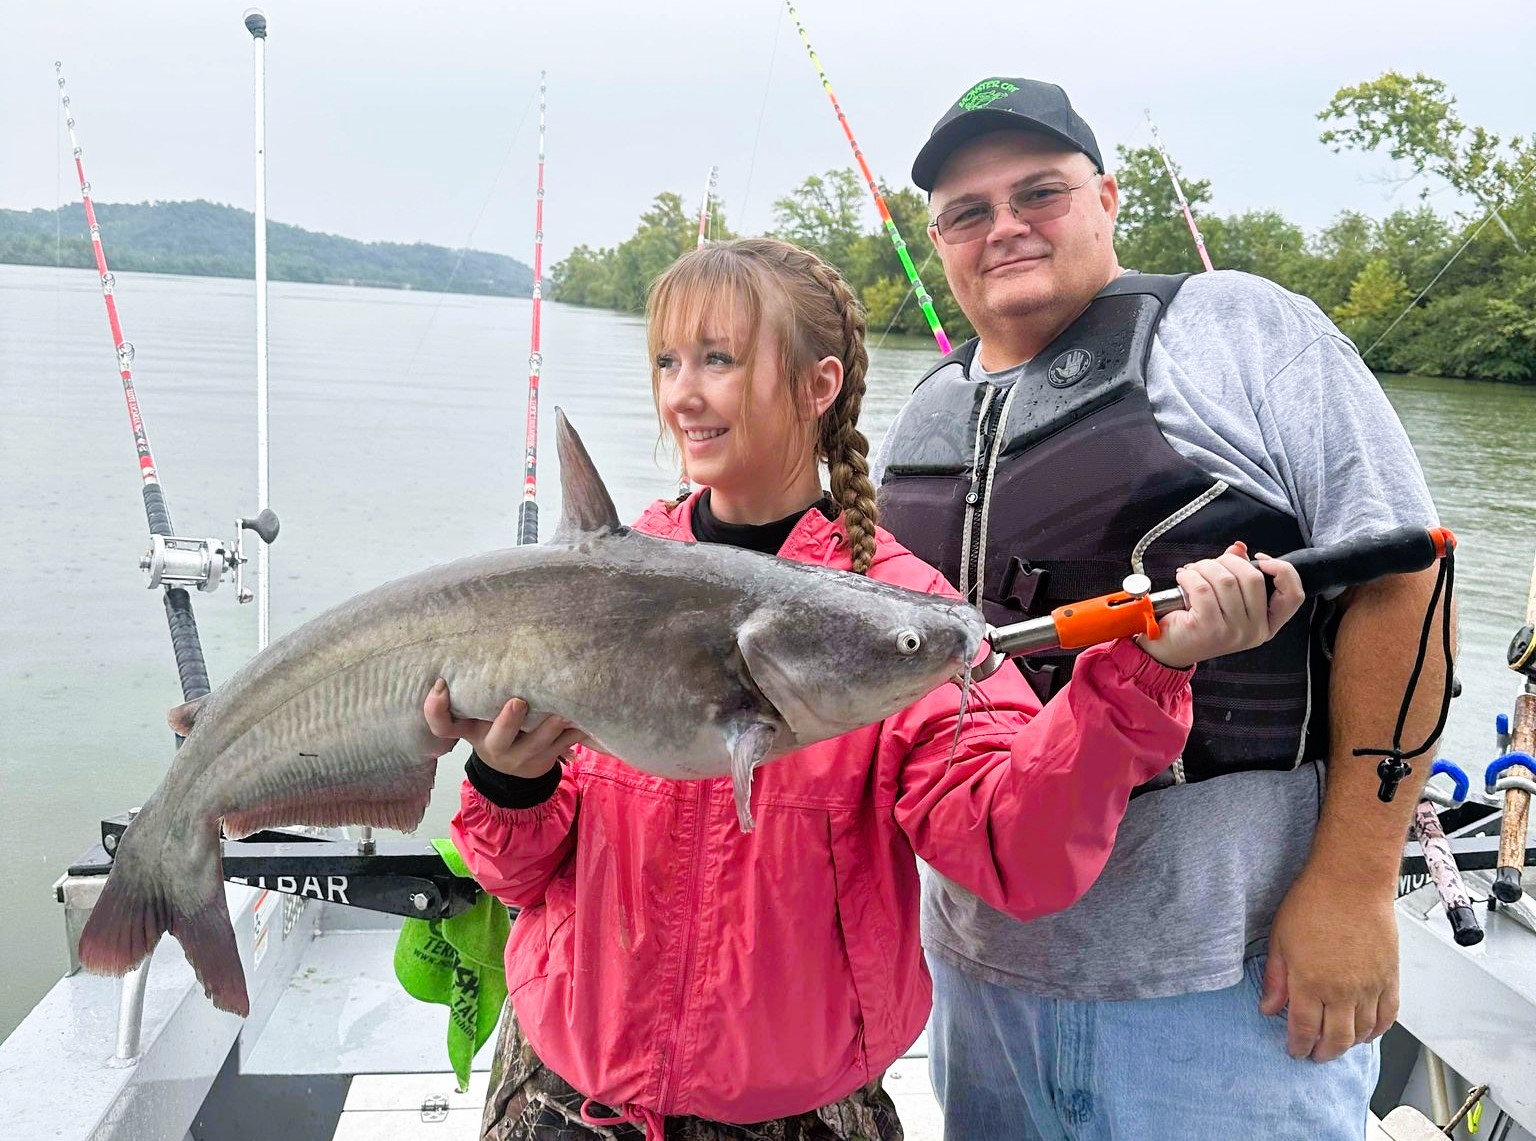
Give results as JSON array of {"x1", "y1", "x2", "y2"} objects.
[
  {"x1": 1112, "y1": 144, "x2": 1216, "y2": 274},
  {"x1": 551, "y1": 192, "x2": 736, "y2": 311},
  {"x1": 1204, "y1": 210, "x2": 1312, "y2": 289},
  {"x1": 1332, "y1": 257, "x2": 1411, "y2": 348},
  {"x1": 844, "y1": 184, "x2": 973, "y2": 344},
  {"x1": 1319, "y1": 72, "x2": 1533, "y2": 218},
  {"x1": 771, "y1": 170, "x2": 867, "y2": 270}
]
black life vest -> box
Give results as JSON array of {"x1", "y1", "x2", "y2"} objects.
[{"x1": 877, "y1": 273, "x2": 1330, "y2": 788}]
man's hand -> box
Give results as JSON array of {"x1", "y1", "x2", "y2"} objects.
[
  {"x1": 1137, "y1": 541, "x2": 1305, "y2": 670},
  {"x1": 1260, "y1": 867, "x2": 1399, "y2": 1061},
  {"x1": 422, "y1": 678, "x2": 587, "y2": 779}
]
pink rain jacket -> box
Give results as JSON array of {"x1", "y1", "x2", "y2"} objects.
[{"x1": 452, "y1": 494, "x2": 1193, "y2": 1128}]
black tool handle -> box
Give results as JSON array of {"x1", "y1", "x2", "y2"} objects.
[{"x1": 1274, "y1": 526, "x2": 1452, "y2": 598}]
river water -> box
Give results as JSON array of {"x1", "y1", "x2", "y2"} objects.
[{"x1": 1, "y1": 263, "x2": 1531, "y2": 1039}]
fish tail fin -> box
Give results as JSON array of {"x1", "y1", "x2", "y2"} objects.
[{"x1": 77, "y1": 796, "x2": 250, "y2": 1017}]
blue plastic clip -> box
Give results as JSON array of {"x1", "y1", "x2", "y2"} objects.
[
  {"x1": 1485, "y1": 752, "x2": 1536, "y2": 795},
  {"x1": 1429, "y1": 759, "x2": 1469, "y2": 806},
  {"x1": 1497, "y1": 713, "x2": 1511, "y2": 736}
]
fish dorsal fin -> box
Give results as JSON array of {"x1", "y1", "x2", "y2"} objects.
[
  {"x1": 168, "y1": 695, "x2": 208, "y2": 736},
  {"x1": 552, "y1": 408, "x2": 623, "y2": 543}
]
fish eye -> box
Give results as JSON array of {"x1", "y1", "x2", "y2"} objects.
[{"x1": 895, "y1": 629, "x2": 922, "y2": 655}]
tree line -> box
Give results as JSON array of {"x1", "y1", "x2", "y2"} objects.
[
  {"x1": 0, "y1": 199, "x2": 535, "y2": 297},
  {"x1": 550, "y1": 73, "x2": 1536, "y2": 383}
]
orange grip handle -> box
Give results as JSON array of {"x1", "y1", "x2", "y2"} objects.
[{"x1": 1051, "y1": 592, "x2": 1160, "y2": 650}]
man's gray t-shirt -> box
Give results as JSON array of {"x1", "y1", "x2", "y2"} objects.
[{"x1": 882, "y1": 270, "x2": 1439, "y2": 1001}]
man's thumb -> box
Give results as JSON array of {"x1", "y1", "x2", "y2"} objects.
[{"x1": 1258, "y1": 948, "x2": 1288, "y2": 1016}]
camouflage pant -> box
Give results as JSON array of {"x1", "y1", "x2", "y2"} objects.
[{"x1": 481, "y1": 1002, "x2": 904, "y2": 1141}]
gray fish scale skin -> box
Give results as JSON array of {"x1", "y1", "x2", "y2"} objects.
[{"x1": 164, "y1": 534, "x2": 975, "y2": 834}]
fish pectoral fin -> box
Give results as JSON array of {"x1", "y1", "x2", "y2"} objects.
[
  {"x1": 168, "y1": 695, "x2": 209, "y2": 736},
  {"x1": 736, "y1": 615, "x2": 818, "y2": 740},
  {"x1": 551, "y1": 408, "x2": 624, "y2": 542},
  {"x1": 723, "y1": 720, "x2": 777, "y2": 833}
]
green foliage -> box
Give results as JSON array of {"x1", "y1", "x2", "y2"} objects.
[
  {"x1": 1112, "y1": 144, "x2": 1216, "y2": 274},
  {"x1": 771, "y1": 169, "x2": 866, "y2": 270},
  {"x1": 0, "y1": 200, "x2": 535, "y2": 295},
  {"x1": 1318, "y1": 72, "x2": 1532, "y2": 215},
  {"x1": 552, "y1": 172, "x2": 971, "y2": 346},
  {"x1": 550, "y1": 79, "x2": 1520, "y2": 385},
  {"x1": 549, "y1": 192, "x2": 737, "y2": 312},
  {"x1": 1332, "y1": 258, "x2": 1412, "y2": 347}
]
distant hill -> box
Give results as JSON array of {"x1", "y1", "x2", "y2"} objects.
[{"x1": 0, "y1": 199, "x2": 535, "y2": 297}]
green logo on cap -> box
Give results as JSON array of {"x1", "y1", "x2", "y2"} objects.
[{"x1": 958, "y1": 80, "x2": 1019, "y2": 111}]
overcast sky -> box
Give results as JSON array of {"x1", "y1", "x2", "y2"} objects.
[{"x1": 5, "y1": 0, "x2": 1534, "y2": 270}]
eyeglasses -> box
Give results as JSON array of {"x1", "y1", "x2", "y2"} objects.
[{"x1": 928, "y1": 175, "x2": 1100, "y2": 244}]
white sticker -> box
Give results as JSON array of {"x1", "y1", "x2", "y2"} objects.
[{"x1": 253, "y1": 888, "x2": 279, "y2": 968}]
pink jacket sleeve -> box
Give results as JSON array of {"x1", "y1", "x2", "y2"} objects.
[
  {"x1": 449, "y1": 764, "x2": 581, "y2": 908},
  {"x1": 891, "y1": 637, "x2": 1193, "y2": 923}
]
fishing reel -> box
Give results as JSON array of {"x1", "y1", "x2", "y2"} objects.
[
  {"x1": 140, "y1": 509, "x2": 280, "y2": 600},
  {"x1": 1509, "y1": 623, "x2": 1536, "y2": 682}
]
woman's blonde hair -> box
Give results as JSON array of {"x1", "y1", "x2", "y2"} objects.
[{"x1": 645, "y1": 237, "x2": 877, "y2": 574}]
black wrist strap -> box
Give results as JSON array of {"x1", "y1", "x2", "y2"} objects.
[{"x1": 466, "y1": 752, "x2": 563, "y2": 809}]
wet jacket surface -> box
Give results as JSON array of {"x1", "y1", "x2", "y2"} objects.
[{"x1": 450, "y1": 492, "x2": 1195, "y2": 1125}]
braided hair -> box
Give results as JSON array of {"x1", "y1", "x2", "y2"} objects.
[{"x1": 645, "y1": 237, "x2": 878, "y2": 573}]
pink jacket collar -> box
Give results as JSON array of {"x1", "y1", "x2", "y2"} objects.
[{"x1": 634, "y1": 490, "x2": 863, "y2": 571}]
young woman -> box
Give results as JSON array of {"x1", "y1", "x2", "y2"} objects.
[{"x1": 425, "y1": 237, "x2": 1302, "y2": 1139}]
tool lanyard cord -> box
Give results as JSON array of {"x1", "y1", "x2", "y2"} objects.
[{"x1": 1353, "y1": 551, "x2": 1457, "y2": 800}]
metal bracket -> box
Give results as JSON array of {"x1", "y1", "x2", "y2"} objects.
[{"x1": 76, "y1": 816, "x2": 480, "y2": 922}]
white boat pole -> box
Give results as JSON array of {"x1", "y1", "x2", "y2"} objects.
[{"x1": 246, "y1": 8, "x2": 271, "y2": 651}]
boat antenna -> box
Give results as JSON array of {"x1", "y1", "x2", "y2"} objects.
[
  {"x1": 246, "y1": 8, "x2": 275, "y2": 647},
  {"x1": 54, "y1": 65, "x2": 274, "y2": 709},
  {"x1": 1144, "y1": 110, "x2": 1215, "y2": 272},
  {"x1": 518, "y1": 71, "x2": 547, "y2": 545},
  {"x1": 783, "y1": 0, "x2": 951, "y2": 354}
]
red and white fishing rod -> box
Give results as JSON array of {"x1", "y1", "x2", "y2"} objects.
[
  {"x1": 518, "y1": 71, "x2": 548, "y2": 546},
  {"x1": 1145, "y1": 110, "x2": 1214, "y2": 273},
  {"x1": 696, "y1": 165, "x2": 718, "y2": 249},
  {"x1": 674, "y1": 164, "x2": 720, "y2": 499}
]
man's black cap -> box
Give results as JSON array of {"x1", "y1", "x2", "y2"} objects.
[{"x1": 912, "y1": 78, "x2": 1103, "y2": 193}]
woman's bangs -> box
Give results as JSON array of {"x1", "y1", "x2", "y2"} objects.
[{"x1": 647, "y1": 252, "x2": 762, "y2": 367}]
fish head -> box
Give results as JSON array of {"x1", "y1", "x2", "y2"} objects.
[{"x1": 736, "y1": 575, "x2": 984, "y2": 744}]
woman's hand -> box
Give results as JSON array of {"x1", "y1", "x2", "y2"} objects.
[
  {"x1": 1136, "y1": 541, "x2": 1305, "y2": 670},
  {"x1": 422, "y1": 678, "x2": 588, "y2": 779}
]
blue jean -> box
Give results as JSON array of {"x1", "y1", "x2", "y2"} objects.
[{"x1": 927, "y1": 953, "x2": 1380, "y2": 1140}]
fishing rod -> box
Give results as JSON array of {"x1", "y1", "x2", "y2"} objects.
[
  {"x1": 1485, "y1": 550, "x2": 1536, "y2": 903},
  {"x1": 674, "y1": 164, "x2": 721, "y2": 499},
  {"x1": 974, "y1": 525, "x2": 1457, "y2": 801},
  {"x1": 518, "y1": 71, "x2": 547, "y2": 546},
  {"x1": 696, "y1": 164, "x2": 718, "y2": 248},
  {"x1": 1145, "y1": 110, "x2": 1214, "y2": 273},
  {"x1": 1361, "y1": 165, "x2": 1536, "y2": 364},
  {"x1": 54, "y1": 65, "x2": 274, "y2": 707},
  {"x1": 1413, "y1": 760, "x2": 1483, "y2": 946},
  {"x1": 782, "y1": 0, "x2": 951, "y2": 354}
]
